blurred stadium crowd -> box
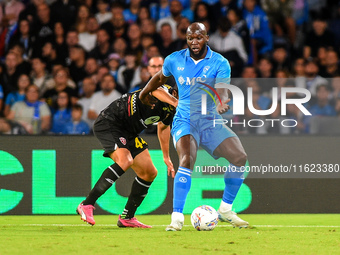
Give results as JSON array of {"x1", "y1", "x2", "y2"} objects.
[{"x1": 0, "y1": 0, "x2": 339, "y2": 135}]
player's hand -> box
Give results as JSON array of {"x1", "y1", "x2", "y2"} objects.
[
  {"x1": 164, "y1": 157, "x2": 175, "y2": 178},
  {"x1": 140, "y1": 93, "x2": 158, "y2": 109},
  {"x1": 217, "y1": 99, "x2": 231, "y2": 114}
]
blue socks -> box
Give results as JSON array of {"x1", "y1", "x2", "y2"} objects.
[
  {"x1": 173, "y1": 164, "x2": 244, "y2": 212},
  {"x1": 222, "y1": 163, "x2": 245, "y2": 205},
  {"x1": 173, "y1": 167, "x2": 192, "y2": 213}
]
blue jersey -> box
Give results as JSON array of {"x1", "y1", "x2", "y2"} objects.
[
  {"x1": 51, "y1": 108, "x2": 72, "y2": 134},
  {"x1": 163, "y1": 47, "x2": 236, "y2": 157},
  {"x1": 5, "y1": 92, "x2": 25, "y2": 107},
  {"x1": 162, "y1": 46, "x2": 231, "y2": 118},
  {"x1": 123, "y1": 9, "x2": 137, "y2": 24},
  {"x1": 63, "y1": 120, "x2": 90, "y2": 135}
]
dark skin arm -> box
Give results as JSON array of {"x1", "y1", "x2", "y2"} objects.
[{"x1": 139, "y1": 70, "x2": 168, "y2": 107}]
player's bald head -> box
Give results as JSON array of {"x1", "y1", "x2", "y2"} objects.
[
  {"x1": 186, "y1": 22, "x2": 207, "y2": 36},
  {"x1": 186, "y1": 22, "x2": 209, "y2": 60}
]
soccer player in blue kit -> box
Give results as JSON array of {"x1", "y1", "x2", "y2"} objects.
[{"x1": 140, "y1": 22, "x2": 249, "y2": 231}]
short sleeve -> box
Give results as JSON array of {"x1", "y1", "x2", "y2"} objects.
[
  {"x1": 89, "y1": 94, "x2": 97, "y2": 111},
  {"x1": 5, "y1": 93, "x2": 13, "y2": 105},
  {"x1": 11, "y1": 102, "x2": 20, "y2": 112},
  {"x1": 40, "y1": 103, "x2": 51, "y2": 117},
  {"x1": 162, "y1": 55, "x2": 173, "y2": 77},
  {"x1": 216, "y1": 57, "x2": 231, "y2": 84}
]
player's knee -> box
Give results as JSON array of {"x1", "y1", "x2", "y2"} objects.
[
  {"x1": 148, "y1": 168, "x2": 158, "y2": 181},
  {"x1": 232, "y1": 152, "x2": 247, "y2": 166},
  {"x1": 116, "y1": 157, "x2": 134, "y2": 170},
  {"x1": 141, "y1": 168, "x2": 157, "y2": 182},
  {"x1": 110, "y1": 150, "x2": 134, "y2": 170}
]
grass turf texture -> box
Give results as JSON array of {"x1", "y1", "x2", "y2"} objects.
[{"x1": 1, "y1": 214, "x2": 340, "y2": 255}]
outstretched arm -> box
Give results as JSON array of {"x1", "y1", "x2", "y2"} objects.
[
  {"x1": 139, "y1": 70, "x2": 168, "y2": 107},
  {"x1": 157, "y1": 122, "x2": 175, "y2": 178},
  {"x1": 151, "y1": 87, "x2": 178, "y2": 108}
]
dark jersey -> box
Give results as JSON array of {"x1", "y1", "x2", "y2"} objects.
[{"x1": 101, "y1": 86, "x2": 175, "y2": 135}]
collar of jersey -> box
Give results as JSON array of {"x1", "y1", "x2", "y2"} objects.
[{"x1": 185, "y1": 46, "x2": 213, "y2": 59}]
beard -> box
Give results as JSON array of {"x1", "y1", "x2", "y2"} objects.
[{"x1": 187, "y1": 42, "x2": 207, "y2": 59}]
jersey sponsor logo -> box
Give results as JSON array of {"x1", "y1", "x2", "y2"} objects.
[
  {"x1": 179, "y1": 177, "x2": 187, "y2": 183},
  {"x1": 178, "y1": 75, "x2": 185, "y2": 85},
  {"x1": 186, "y1": 76, "x2": 207, "y2": 85},
  {"x1": 119, "y1": 137, "x2": 127, "y2": 145},
  {"x1": 177, "y1": 67, "x2": 184, "y2": 71},
  {"x1": 144, "y1": 116, "x2": 160, "y2": 125},
  {"x1": 176, "y1": 130, "x2": 182, "y2": 136}
]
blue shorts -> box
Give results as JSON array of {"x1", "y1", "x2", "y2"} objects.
[{"x1": 171, "y1": 112, "x2": 237, "y2": 159}]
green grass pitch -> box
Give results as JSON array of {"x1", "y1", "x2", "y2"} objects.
[{"x1": 1, "y1": 214, "x2": 340, "y2": 255}]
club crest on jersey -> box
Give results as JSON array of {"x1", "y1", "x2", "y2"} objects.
[
  {"x1": 178, "y1": 75, "x2": 185, "y2": 85},
  {"x1": 119, "y1": 137, "x2": 126, "y2": 145}
]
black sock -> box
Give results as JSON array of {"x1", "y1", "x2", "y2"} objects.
[
  {"x1": 83, "y1": 163, "x2": 125, "y2": 206},
  {"x1": 121, "y1": 176, "x2": 152, "y2": 219}
]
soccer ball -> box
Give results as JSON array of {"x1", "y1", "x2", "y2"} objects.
[{"x1": 191, "y1": 205, "x2": 219, "y2": 231}]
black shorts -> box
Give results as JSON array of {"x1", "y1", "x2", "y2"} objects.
[{"x1": 93, "y1": 114, "x2": 148, "y2": 158}]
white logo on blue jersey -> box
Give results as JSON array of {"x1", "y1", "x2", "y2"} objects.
[
  {"x1": 203, "y1": 66, "x2": 210, "y2": 73},
  {"x1": 178, "y1": 76, "x2": 185, "y2": 85},
  {"x1": 185, "y1": 76, "x2": 207, "y2": 85}
]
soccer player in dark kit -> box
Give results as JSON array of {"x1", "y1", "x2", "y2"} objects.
[{"x1": 77, "y1": 84, "x2": 178, "y2": 228}]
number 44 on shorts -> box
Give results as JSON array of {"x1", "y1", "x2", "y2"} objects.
[{"x1": 135, "y1": 137, "x2": 147, "y2": 148}]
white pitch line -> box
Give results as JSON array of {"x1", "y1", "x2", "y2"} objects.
[{"x1": 1, "y1": 224, "x2": 340, "y2": 228}]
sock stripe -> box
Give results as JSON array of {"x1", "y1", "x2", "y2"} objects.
[
  {"x1": 135, "y1": 177, "x2": 151, "y2": 188},
  {"x1": 178, "y1": 170, "x2": 191, "y2": 176},
  {"x1": 108, "y1": 166, "x2": 120, "y2": 178},
  {"x1": 229, "y1": 164, "x2": 245, "y2": 171},
  {"x1": 178, "y1": 167, "x2": 192, "y2": 173}
]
